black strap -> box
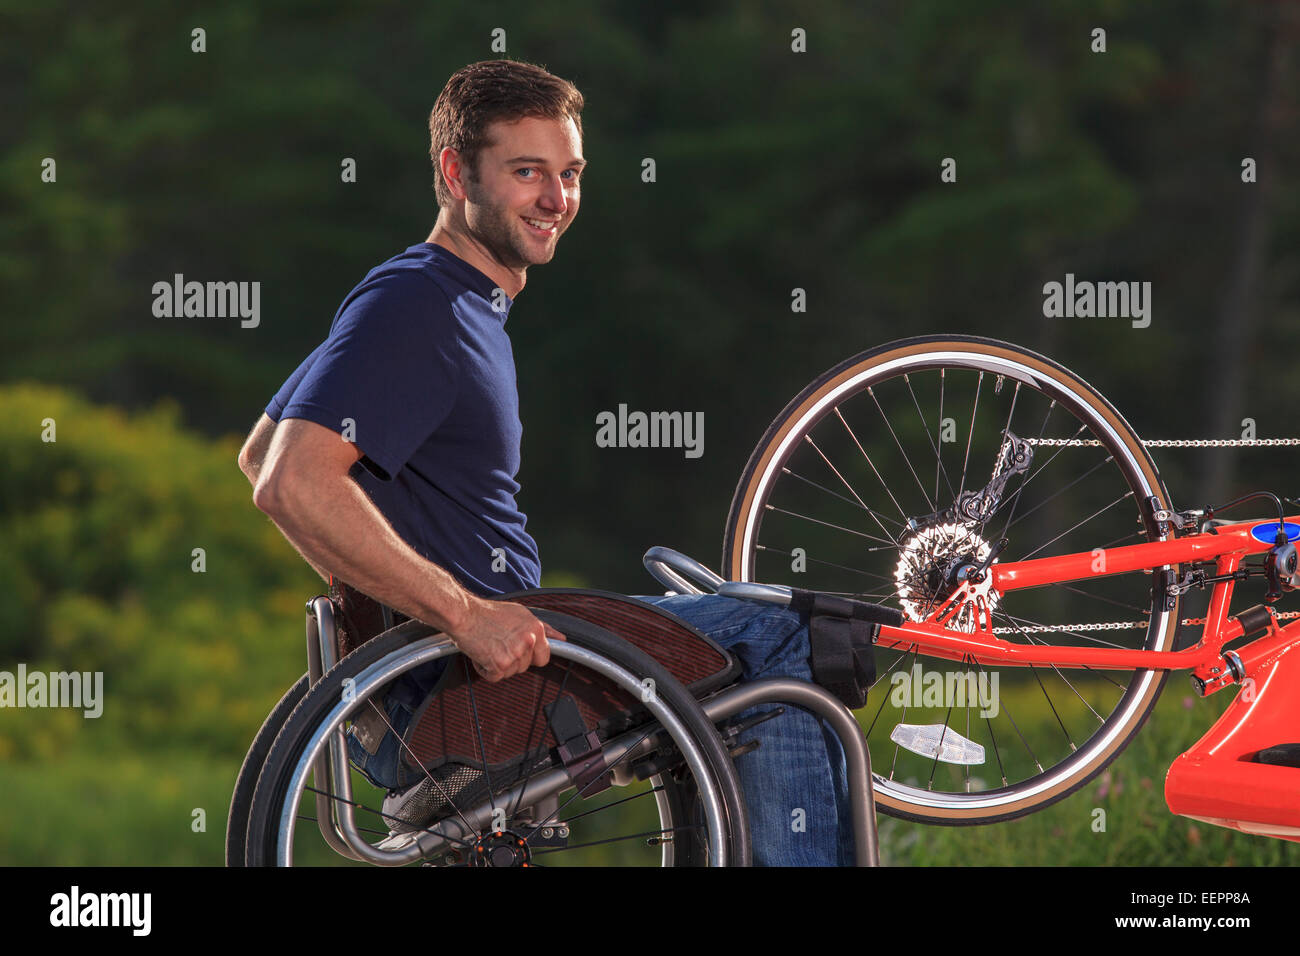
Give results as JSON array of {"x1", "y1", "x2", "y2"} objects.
[
  {"x1": 795, "y1": 591, "x2": 898, "y2": 709},
  {"x1": 545, "y1": 695, "x2": 612, "y2": 795}
]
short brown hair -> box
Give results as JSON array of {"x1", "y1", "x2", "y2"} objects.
[{"x1": 429, "y1": 59, "x2": 585, "y2": 208}]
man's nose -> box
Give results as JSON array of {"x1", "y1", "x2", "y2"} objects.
[{"x1": 537, "y1": 174, "x2": 569, "y2": 213}]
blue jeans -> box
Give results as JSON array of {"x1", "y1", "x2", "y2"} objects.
[{"x1": 634, "y1": 594, "x2": 853, "y2": 867}]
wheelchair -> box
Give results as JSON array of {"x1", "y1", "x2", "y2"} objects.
[{"x1": 225, "y1": 548, "x2": 881, "y2": 867}]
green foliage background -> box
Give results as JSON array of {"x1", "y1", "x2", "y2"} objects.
[{"x1": 2, "y1": 0, "x2": 1298, "y2": 865}]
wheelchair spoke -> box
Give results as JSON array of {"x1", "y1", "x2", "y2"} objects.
[
  {"x1": 531, "y1": 825, "x2": 702, "y2": 855},
  {"x1": 522, "y1": 719, "x2": 672, "y2": 851},
  {"x1": 302, "y1": 778, "x2": 479, "y2": 852},
  {"x1": 356, "y1": 696, "x2": 481, "y2": 840},
  {"x1": 505, "y1": 662, "x2": 575, "y2": 823},
  {"x1": 461, "y1": 658, "x2": 500, "y2": 817},
  {"x1": 559, "y1": 784, "x2": 665, "y2": 823}
]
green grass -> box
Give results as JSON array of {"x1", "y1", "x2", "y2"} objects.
[
  {"x1": 3, "y1": 681, "x2": 1295, "y2": 866},
  {"x1": 874, "y1": 687, "x2": 1297, "y2": 865}
]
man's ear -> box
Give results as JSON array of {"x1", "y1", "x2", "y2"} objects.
[{"x1": 440, "y1": 146, "x2": 471, "y2": 201}]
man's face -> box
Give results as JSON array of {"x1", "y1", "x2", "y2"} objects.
[{"x1": 458, "y1": 115, "x2": 584, "y2": 271}]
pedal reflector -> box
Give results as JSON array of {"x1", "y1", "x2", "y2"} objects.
[{"x1": 890, "y1": 724, "x2": 985, "y2": 765}]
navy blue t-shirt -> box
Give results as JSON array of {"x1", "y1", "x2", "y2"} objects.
[{"x1": 266, "y1": 242, "x2": 541, "y2": 596}]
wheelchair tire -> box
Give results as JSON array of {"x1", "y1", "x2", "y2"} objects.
[
  {"x1": 244, "y1": 610, "x2": 751, "y2": 866},
  {"x1": 224, "y1": 672, "x2": 308, "y2": 867}
]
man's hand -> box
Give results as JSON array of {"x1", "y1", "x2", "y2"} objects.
[{"x1": 448, "y1": 598, "x2": 567, "y2": 682}]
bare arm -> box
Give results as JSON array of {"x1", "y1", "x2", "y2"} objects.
[
  {"x1": 239, "y1": 413, "x2": 333, "y2": 583},
  {"x1": 249, "y1": 416, "x2": 561, "y2": 681}
]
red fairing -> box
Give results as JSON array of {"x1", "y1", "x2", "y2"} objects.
[{"x1": 1166, "y1": 620, "x2": 1300, "y2": 842}]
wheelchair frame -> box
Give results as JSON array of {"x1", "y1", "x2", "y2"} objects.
[{"x1": 294, "y1": 558, "x2": 883, "y2": 867}]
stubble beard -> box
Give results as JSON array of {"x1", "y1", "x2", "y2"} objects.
[{"x1": 464, "y1": 179, "x2": 559, "y2": 272}]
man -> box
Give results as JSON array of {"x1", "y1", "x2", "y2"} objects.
[{"x1": 240, "y1": 59, "x2": 852, "y2": 865}]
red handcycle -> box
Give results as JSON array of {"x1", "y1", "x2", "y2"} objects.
[{"x1": 720, "y1": 334, "x2": 1300, "y2": 838}]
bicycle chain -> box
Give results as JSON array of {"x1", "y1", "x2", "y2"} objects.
[
  {"x1": 1026, "y1": 438, "x2": 1300, "y2": 447},
  {"x1": 993, "y1": 610, "x2": 1300, "y2": 635}
]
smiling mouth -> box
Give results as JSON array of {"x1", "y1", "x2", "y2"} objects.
[{"x1": 521, "y1": 216, "x2": 559, "y2": 235}]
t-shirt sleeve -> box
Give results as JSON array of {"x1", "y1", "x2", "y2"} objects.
[
  {"x1": 266, "y1": 340, "x2": 326, "y2": 422},
  {"x1": 275, "y1": 273, "x2": 461, "y2": 480}
]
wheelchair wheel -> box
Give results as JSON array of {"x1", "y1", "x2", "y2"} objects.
[
  {"x1": 243, "y1": 609, "x2": 749, "y2": 866},
  {"x1": 225, "y1": 673, "x2": 309, "y2": 866},
  {"x1": 723, "y1": 335, "x2": 1178, "y2": 825}
]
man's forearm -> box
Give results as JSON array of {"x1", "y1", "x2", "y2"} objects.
[{"x1": 254, "y1": 470, "x2": 478, "y2": 635}]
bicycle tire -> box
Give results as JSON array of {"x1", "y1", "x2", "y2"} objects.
[{"x1": 723, "y1": 334, "x2": 1177, "y2": 825}]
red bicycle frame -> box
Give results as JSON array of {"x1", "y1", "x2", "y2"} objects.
[
  {"x1": 875, "y1": 514, "x2": 1300, "y2": 841},
  {"x1": 877, "y1": 514, "x2": 1300, "y2": 687}
]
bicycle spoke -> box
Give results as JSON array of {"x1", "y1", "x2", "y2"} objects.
[
  {"x1": 1004, "y1": 455, "x2": 1114, "y2": 535},
  {"x1": 969, "y1": 656, "x2": 1041, "y2": 774},
  {"x1": 764, "y1": 503, "x2": 898, "y2": 547},
  {"x1": 992, "y1": 618, "x2": 1081, "y2": 748},
  {"x1": 824, "y1": 412, "x2": 909, "y2": 522},
  {"x1": 956, "y1": 371, "x2": 984, "y2": 501},
  {"x1": 1018, "y1": 491, "x2": 1133, "y2": 561},
  {"x1": 1046, "y1": 580, "x2": 1153, "y2": 614},
  {"x1": 780, "y1": 464, "x2": 905, "y2": 536},
  {"x1": 725, "y1": 340, "x2": 1176, "y2": 823},
  {"x1": 995, "y1": 400, "x2": 1056, "y2": 539},
  {"x1": 904, "y1": 372, "x2": 959, "y2": 504},
  {"x1": 861, "y1": 392, "x2": 935, "y2": 513},
  {"x1": 935, "y1": 368, "x2": 946, "y2": 504},
  {"x1": 754, "y1": 544, "x2": 898, "y2": 584}
]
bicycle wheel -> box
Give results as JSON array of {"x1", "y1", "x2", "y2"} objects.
[
  {"x1": 244, "y1": 609, "x2": 749, "y2": 866},
  {"x1": 723, "y1": 335, "x2": 1178, "y2": 824},
  {"x1": 225, "y1": 673, "x2": 308, "y2": 866}
]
